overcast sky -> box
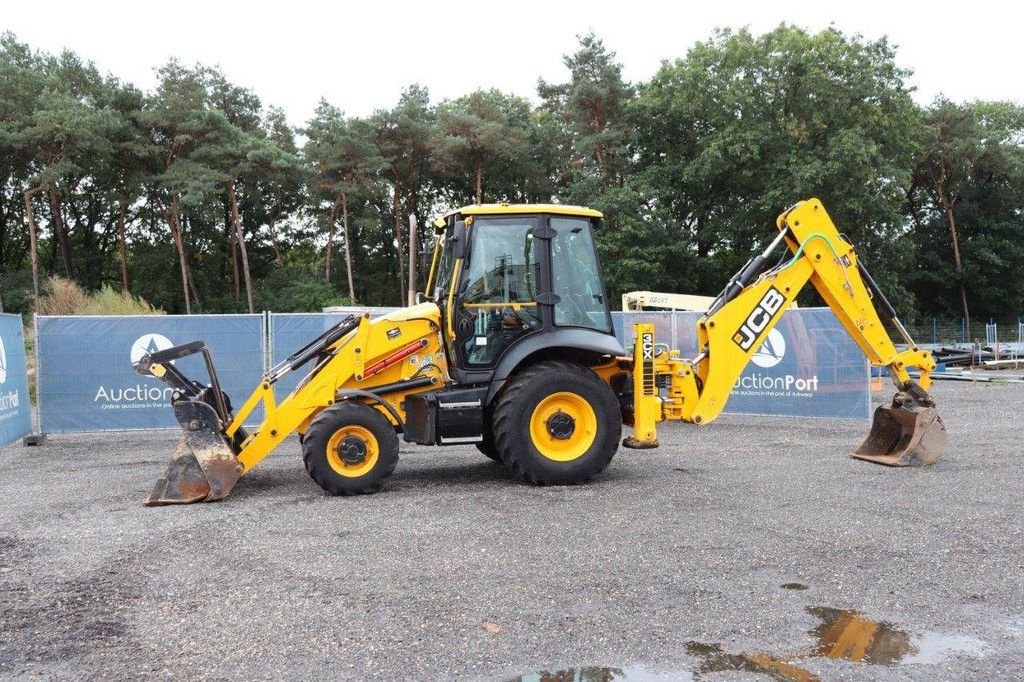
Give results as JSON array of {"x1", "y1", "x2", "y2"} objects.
[{"x1": 3, "y1": 0, "x2": 1019, "y2": 126}]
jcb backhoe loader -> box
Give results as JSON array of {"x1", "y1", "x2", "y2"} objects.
[{"x1": 135, "y1": 198, "x2": 947, "y2": 505}]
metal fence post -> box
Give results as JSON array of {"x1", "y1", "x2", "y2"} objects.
[
  {"x1": 33, "y1": 313, "x2": 41, "y2": 433},
  {"x1": 268, "y1": 310, "x2": 273, "y2": 374}
]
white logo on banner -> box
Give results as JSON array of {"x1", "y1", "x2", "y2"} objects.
[
  {"x1": 130, "y1": 333, "x2": 174, "y2": 365},
  {"x1": 94, "y1": 333, "x2": 177, "y2": 408},
  {"x1": 734, "y1": 325, "x2": 819, "y2": 396},
  {"x1": 0, "y1": 335, "x2": 7, "y2": 384},
  {"x1": 751, "y1": 329, "x2": 786, "y2": 369},
  {"x1": 0, "y1": 332, "x2": 19, "y2": 415}
]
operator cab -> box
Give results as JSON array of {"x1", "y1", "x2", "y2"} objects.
[{"x1": 424, "y1": 204, "x2": 620, "y2": 382}]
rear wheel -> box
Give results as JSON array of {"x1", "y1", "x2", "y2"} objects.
[
  {"x1": 302, "y1": 402, "x2": 399, "y2": 495},
  {"x1": 493, "y1": 360, "x2": 621, "y2": 485},
  {"x1": 476, "y1": 414, "x2": 501, "y2": 462},
  {"x1": 476, "y1": 436, "x2": 501, "y2": 462}
]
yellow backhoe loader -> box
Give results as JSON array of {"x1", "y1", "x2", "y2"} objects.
[{"x1": 135, "y1": 198, "x2": 947, "y2": 505}]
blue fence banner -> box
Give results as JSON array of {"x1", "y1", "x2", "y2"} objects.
[
  {"x1": 0, "y1": 314, "x2": 32, "y2": 446},
  {"x1": 31, "y1": 306, "x2": 866, "y2": 434},
  {"x1": 612, "y1": 308, "x2": 869, "y2": 419},
  {"x1": 36, "y1": 315, "x2": 264, "y2": 432},
  {"x1": 269, "y1": 309, "x2": 400, "y2": 400}
]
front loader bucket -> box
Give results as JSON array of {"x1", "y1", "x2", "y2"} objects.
[
  {"x1": 144, "y1": 399, "x2": 242, "y2": 506},
  {"x1": 852, "y1": 403, "x2": 947, "y2": 467}
]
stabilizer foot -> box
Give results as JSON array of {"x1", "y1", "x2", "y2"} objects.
[{"x1": 622, "y1": 436, "x2": 658, "y2": 450}]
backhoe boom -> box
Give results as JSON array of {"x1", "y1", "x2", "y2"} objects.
[{"x1": 627, "y1": 198, "x2": 947, "y2": 466}]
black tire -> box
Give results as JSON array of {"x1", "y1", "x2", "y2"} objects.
[
  {"x1": 302, "y1": 402, "x2": 399, "y2": 495},
  {"x1": 492, "y1": 360, "x2": 621, "y2": 485},
  {"x1": 476, "y1": 409, "x2": 502, "y2": 462},
  {"x1": 476, "y1": 436, "x2": 502, "y2": 462}
]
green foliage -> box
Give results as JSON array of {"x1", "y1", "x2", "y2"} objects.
[
  {"x1": 0, "y1": 269, "x2": 37, "y2": 316},
  {"x1": 433, "y1": 89, "x2": 538, "y2": 204},
  {"x1": 630, "y1": 25, "x2": 922, "y2": 310},
  {"x1": 0, "y1": 27, "x2": 1021, "y2": 322},
  {"x1": 539, "y1": 31, "x2": 634, "y2": 187},
  {"x1": 908, "y1": 99, "x2": 1024, "y2": 325},
  {"x1": 255, "y1": 266, "x2": 347, "y2": 312}
]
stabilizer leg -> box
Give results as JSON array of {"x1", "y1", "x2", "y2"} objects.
[{"x1": 623, "y1": 323, "x2": 660, "y2": 449}]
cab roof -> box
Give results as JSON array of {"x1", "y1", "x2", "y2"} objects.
[{"x1": 442, "y1": 203, "x2": 603, "y2": 219}]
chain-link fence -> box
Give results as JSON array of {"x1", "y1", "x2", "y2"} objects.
[{"x1": 902, "y1": 317, "x2": 1023, "y2": 349}]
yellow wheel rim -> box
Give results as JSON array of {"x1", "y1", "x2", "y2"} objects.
[
  {"x1": 529, "y1": 391, "x2": 597, "y2": 462},
  {"x1": 326, "y1": 425, "x2": 379, "y2": 478}
]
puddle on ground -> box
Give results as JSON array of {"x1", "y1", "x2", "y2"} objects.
[
  {"x1": 509, "y1": 666, "x2": 688, "y2": 681},
  {"x1": 781, "y1": 582, "x2": 809, "y2": 590},
  {"x1": 685, "y1": 641, "x2": 816, "y2": 681},
  {"x1": 807, "y1": 606, "x2": 986, "y2": 666},
  {"x1": 508, "y1": 606, "x2": 987, "y2": 682}
]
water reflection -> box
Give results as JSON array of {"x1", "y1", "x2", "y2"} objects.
[
  {"x1": 684, "y1": 641, "x2": 817, "y2": 681},
  {"x1": 809, "y1": 606, "x2": 986, "y2": 665},
  {"x1": 508, "y1": 605, "x2": 987, "y2": 682},
  {"x1": 509, "y1": 665, "x2": 686, "y2": 682}
]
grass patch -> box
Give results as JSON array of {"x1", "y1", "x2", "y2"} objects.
[{"x1": 24, "y1": 278, "x2": 164, "y2": 405}]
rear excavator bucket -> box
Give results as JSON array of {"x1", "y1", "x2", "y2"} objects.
[
  {"x1": 852, "y1": 383, "x2": 947, "y2": 467},
  {"x1": 145, "y1": 399, "x2": 242, "y2": 506}
]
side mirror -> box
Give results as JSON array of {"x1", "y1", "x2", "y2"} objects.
[
  {"x1": 452, "y1": 220, "x2": 467, "y2": 259},
  {"x1": 415, "y1": 291, "x2": 428, "y2": 304}
]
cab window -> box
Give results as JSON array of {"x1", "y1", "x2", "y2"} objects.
[
  {"x1": 457, "y1": 217, "x2": 541, "y2": 366},
  {"x1": 550, "y1": 217, "x2": 612, "y2": 333},
  {"x1": 433, "y1": 229, "x2": 456, "y2": 300}
]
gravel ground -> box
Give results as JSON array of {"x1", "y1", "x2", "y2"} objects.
[{"x1": 1, "y1": 379, "x2": 1022, "y2": 680}]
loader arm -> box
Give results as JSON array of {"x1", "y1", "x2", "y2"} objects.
[
  {"x1": 137, "y1": 305, "x2": 447, "y2": 505},
  {"x1": 627, "y1": 198, "x2": 947, "y2": 466}
]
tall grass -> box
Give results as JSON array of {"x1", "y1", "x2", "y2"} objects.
[
  {"x1": 24, "y1": 279, "x2": 163, "y2": 405},
  {"x1": 33, "y1": 277, "x2": 163, "y2": 316}
]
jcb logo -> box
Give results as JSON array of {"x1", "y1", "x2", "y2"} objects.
[
  {"x1": 733, "y1": 286, "x2": 786, "y2": 351},
  {"x1": 641, "y1": 332, "x2": 654, "y2": 360}
]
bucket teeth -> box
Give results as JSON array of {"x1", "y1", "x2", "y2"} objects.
[
  {"x1": 852, "y1": 404, "x2": 947, "y2": 467},
  {"x1": 143, "y1": 400, "x2": 242, "y2": 506}
]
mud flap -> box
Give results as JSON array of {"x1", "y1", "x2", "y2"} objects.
[
  {"x1": 144, "y1": 399, "x2": 242, "y2": 506},
  {"x1": 852, "y1": 393, "x2": 947, "y2": 467}
]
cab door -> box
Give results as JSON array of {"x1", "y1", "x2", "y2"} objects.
[{"x1": 452, "y1": 216, "x2": 542, "y2": 370}]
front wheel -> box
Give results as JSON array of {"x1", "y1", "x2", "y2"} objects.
[
  {"x1": 492, "y1": 360, "x2": 622, "y2": 485},
  {"x1": 302, "y1": 402, "x2": 399, "y2": 495}
]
